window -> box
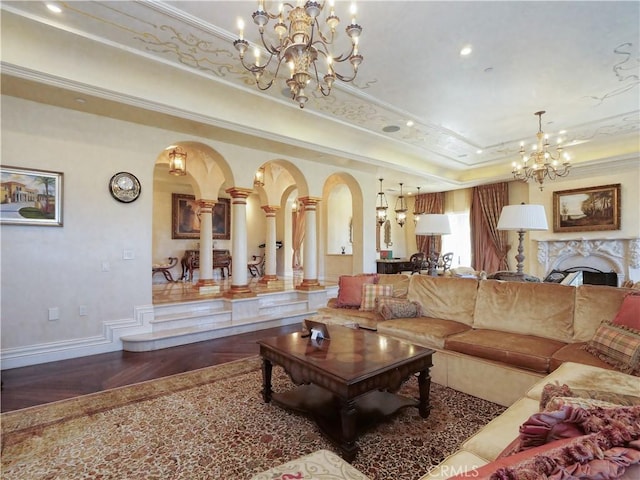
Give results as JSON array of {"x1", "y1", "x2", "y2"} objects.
[{"x1": 441, "y1": 212, "x2": 471, "y2": 267}]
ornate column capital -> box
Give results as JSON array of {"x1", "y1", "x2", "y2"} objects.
[
  {"x1": 225, "y1": 187, "x2": 253, "y2": 199},
  {"x1": 298, "y1": 196, "x2": 322, "y2": 208},
  {"x1": 196, "y1": 199, "x2": 217, "y2": 210},
  {"x1": 261, "y1": 205, "x2": 280, "y2": 215}
]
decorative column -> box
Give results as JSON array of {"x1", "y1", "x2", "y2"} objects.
[
  {"x1": 196, "y1": 199, "x2": 219, "y2": 294},
  {"x1": 296, "y1": 196, "x2": 324, "y2": 291},
  {"x1": 259, "y1": 205, "x2": 280, "y2": 286},
  {"x1": 224, "y1": 188, "x2": 255, "y2": 298}
]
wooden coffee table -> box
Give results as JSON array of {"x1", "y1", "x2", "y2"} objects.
[{"x1": 257, "y1": 325, "x2": 434, "y2": 461}]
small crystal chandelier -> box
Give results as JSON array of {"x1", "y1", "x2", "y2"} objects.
[
  {"x1": 233, "y1": 1, "x2": 363, "y2": 109},
  {"x1": 512, "y1": 111, "x2": 571, "y2": 191},
  {"x1": 376, "y1": 178, "x2": 388, "y2": 226},
  {"x1": 395, "y1": 183, "x2": 408, "y2": 227},
  {"x1": 168, "y1": 147, "x2": 187, "y2": 176}
]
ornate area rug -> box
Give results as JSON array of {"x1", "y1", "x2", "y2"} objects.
[{"x1": 1, "y1": 357, "x2": 505, "y2": 479}]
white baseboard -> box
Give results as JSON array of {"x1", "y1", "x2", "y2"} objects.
[{"x1": 1, "y1": 305, "x2": 154, "y2": 370}]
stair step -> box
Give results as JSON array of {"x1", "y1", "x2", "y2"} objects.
[{"x1": 151, "y1": 307, "x2": 231, "y2": 324}]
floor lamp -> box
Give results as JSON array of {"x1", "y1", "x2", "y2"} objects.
[
  {"x1": 497, "y1": 203, "x2": 548, "y2": 278},
  {"x1": 415, "y1": 214, "x2": 451, "y2": 276}
]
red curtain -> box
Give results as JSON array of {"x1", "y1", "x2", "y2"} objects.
[
  {"x1": 414, "y1": 192, "x2": 445, "y2": 256},
  {"x1": 470, "y1": 183, "x2": 510, "y2": 272}
]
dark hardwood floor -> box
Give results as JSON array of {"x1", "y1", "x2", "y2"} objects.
[{"x1": 0, "y1": 324, "x2": 300, "y2": 413}]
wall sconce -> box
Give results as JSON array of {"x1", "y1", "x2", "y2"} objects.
[
  {"x1": 168, "y1": 147, "x2": 187, "y2": 176},
  {"x1": 254, "y1": 166, "x2": 265, "y2": 187}
]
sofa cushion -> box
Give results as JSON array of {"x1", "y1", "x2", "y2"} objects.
[
  {"x1": 573, "y1": 284, "x2": 633, "y2": 342},
  {"x1": 461, "y1": 397, "x2": 540, "y2": 462},
  {"x1": 377, "y1": 317, "x2": 471, "y2": 349},
  {"x1": 445, "y1": 329, "x2": 566, "y2": 373},
  {"x1": 583, "y1": 320, "x2": 640, "y2": 375},
  {"x1": 613, "y1": 292, "x2": 640, "y2": 330},
  {"x1": 550, "y1": 342, "x2": 614, "y2": 372},
  {"x1": 359, "y1": 283, "x2": 393, "y2": 311},
  {"x1": 526, "y1": 362, "x2": 640, "y2": 402},
  {"x1": 335, "y1": 274, "x2": 376, "y2": 308},
  {"x1": 407, "y1": 275, "x2": 479, "y2": 326},
  {"x1": 376, "y1": 273, "x2": 410, "y2": 298},
  {"x1": 473, "y1": 280, "x2": 575, "y2": 343},
  {"x1": 316, "y1": 306, "x2": 380, "y2": 330}
]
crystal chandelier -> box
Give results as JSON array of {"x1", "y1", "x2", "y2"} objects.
[
  {"x1": 512, "y1": 111, "x2": 571, "y2": 191},
  {"x1": 376, "y1": 178, "x2": 388, "y2": 226},
  {"x1": 233, "y1": 1, "x2": 363, "y2": 109},
  {"x1": 395, "y1": 183, "x2": 408, "y2": 227}
]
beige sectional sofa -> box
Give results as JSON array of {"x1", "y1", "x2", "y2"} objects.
[
  {"x1": 422, "y1": 362, "x2": 640, "y2": 480},
  {"x1": 316, "y1": 274, "x2": 635, "y2": 406},
  {"x1": 257, "y1": 275, "x2": 638, "y2": 479}
]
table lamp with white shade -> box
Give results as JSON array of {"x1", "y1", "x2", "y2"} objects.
[
  {"x1": 497, "y1": 203, "x2": 548, "y2": 276},
  {"x1": 415, "y1": 214, "x2": 451, "y2": 276}
]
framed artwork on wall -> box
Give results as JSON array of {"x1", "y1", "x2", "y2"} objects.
[
  {"x1": 553, "y1": 183, "x2": 621, "y2": 233},
  {"x1": 0, "y1": 166, "x2": 63, "y2": 226},
  {"x1": 172, "y1": 193, "x2": 230, "y2": 240}
]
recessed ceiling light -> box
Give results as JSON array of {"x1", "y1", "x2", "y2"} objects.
[
  {"x1": 406, "y1": 120, "x2": 414, "y2": 127},
  {"x1": 476, "y1": 149, "x2": 483, "y2": 154},
  {"x1": 382, "y1": 125, "x2": 400, "y2": 133},
  {"x1": 46, "y1": 3, "x2": 62, "y2": 13},
  {"x1": 460, "y1": 45, "x2": 472, "y2": 56}
]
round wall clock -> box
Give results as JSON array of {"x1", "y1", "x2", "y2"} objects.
[{"x1": 109, "y1": 172, "x2": 141, "y2": 203}]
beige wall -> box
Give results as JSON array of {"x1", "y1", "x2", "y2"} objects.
[{"x1": 0, "y1": 95, "x2": 379, "y2": 366}]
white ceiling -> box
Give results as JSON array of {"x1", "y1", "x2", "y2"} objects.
[{"x1": 2, "y1": 1, "x2": 639, "y2": 193}]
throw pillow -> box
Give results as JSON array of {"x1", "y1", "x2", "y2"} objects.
[
  {"x1": 359, "y1": 284, "x2": 393, "y2": 311},
  {"x1": 380, "y1": 300, "x2": 423, "y2": 320},
  {"x1": 375, "y1": 295, "x2": 408, "y2": 314},
  {"x1": 583, "y1": 320, "x2": 640, "y2": 375},
  {"x1": 539, "y1": 382, "x2": 640, "y2": 410},
  {"x1": 543, "y1": 396, "x2": 620, "y2": 412},
  {"x1": 335, "y1": 274, "x2": 376, "y2": 308},
  {"x1": 612, "y1": 292, "x2": 640, "y2": 330}
]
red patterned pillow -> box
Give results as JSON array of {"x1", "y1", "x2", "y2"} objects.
[
  {"x1": 583, "y1": 320, "x2": 640, "y2": 374},
  {"x1": 613, "y1": 293, "x2": 640, "y2": 330},
  {"x1": 335, "y1": 274, "x2": 376, "y2": 308}
]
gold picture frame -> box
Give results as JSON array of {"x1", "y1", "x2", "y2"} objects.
[
  {"x1": 172, "y1": 194, "x2": 230, "y2": 240},
  {"x1": 553, "y1": 184, "x2": 621, "y2": 233},
  {"x1": 1, "y1": 166, "x2": 63, "y2": 226}
]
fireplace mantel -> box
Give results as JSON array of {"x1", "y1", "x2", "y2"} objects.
[{"x1": 536, "y1": 238, "x2": 640, "y2": 285}]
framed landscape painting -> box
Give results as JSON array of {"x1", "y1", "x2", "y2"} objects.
[
  {"x1": 0, "y1": 166, "x2": 63, "y2": 226},
  {"x1": 553, "y1": 184, "x2": 621, "y2": 233},
  {"x1": 172, "y1": 194, "x2": 230, "y2": 240}
]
